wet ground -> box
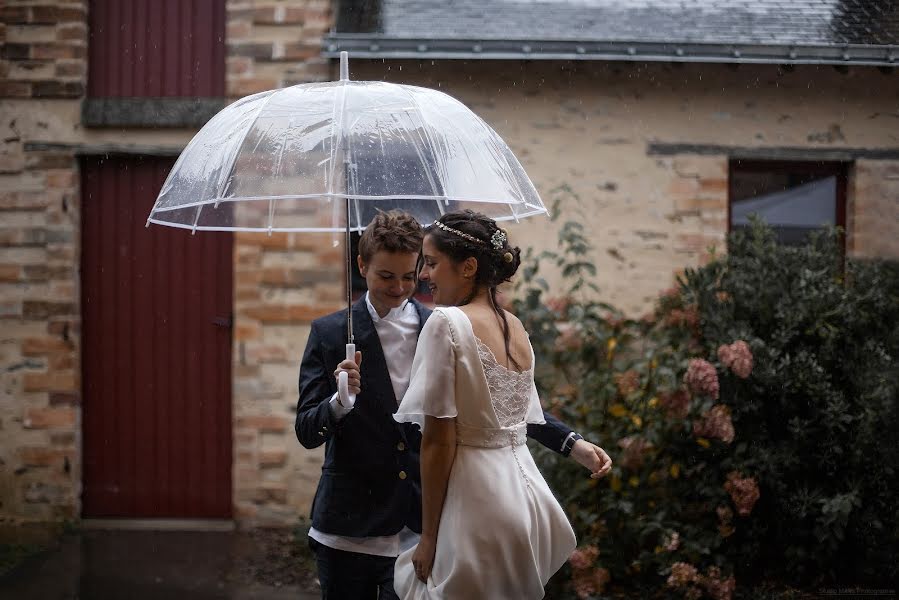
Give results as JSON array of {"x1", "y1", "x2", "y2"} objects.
[{"x1": 0, "y1": 527, "x2": 320, "y2": 599}]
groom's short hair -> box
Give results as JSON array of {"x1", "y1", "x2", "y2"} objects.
[{"x1": 358, "y1": 210, "x2": 423, "y2": 262}]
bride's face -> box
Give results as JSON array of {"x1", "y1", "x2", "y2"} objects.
[{"x1": 419, "y1": 234, "x2": 476, "y2": 306}]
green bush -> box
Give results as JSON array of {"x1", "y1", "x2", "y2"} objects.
[{"x1": 515, "y1": 208, "x2": 899, "y2": 599}]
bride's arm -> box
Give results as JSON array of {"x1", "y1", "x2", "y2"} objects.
[{"x1": 413, "y1": 415, "x2": 457, "y2": 583}]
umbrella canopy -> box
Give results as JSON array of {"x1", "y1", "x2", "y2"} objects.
[{"x1": 147, "y1": 53, "x2": 547, "y2": 233}]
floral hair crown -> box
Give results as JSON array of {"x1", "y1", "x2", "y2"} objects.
[{"x1": 432, "y1": 220, "x2": 513, "y2": 262}]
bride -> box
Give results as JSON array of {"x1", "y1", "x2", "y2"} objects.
[{"x1": 393, "y1": 210, "x2": 610, "y2": 598}]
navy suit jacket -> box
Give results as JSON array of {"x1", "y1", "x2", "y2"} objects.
[{"x1": 295, "y1": 298, "x2": 573, "y2": 538}]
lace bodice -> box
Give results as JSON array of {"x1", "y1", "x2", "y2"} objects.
[{"x1": 475, "y1": 338, "x2": 534, "y2": 428}]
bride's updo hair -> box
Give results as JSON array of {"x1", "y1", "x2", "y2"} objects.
[
  {"x1": 426, "y1": 210, "x2": 522, "y2": 289},
  {"x1": 424, "y1": 209, "x2": 523, "y2": 368}
]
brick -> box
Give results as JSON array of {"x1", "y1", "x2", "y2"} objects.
[
  {"x1": 244, "y1": 342, "x2": 288, "y2": 364},
  {"x1": 252, "y1": 6, "x2": 276, "y2": 24},
  {"x1": 31, "y1": 43, "x2": 85, "y2": 60},
  {"x1": 22, "y1": 336, "x2": 71, "y2": 355},
  {"x1": 0, "y1": 6, "x2": 30, "y2": 24},
  {"x1": 235, "y1": 231, "x2": 290, "y2": 249},
  {"x1": 24, "y1": 407, "x2": 76, "y2": 428},
  {"x1": 22, "y1": 301, "x2": 74, "y2": 319},
  {"x1": 6, "y1": 24, "x2": 57, "y2": 44},
  {"x1": 227, "y1": 56, "x2": 253, "y2": 77},
  {"x1": 54, "y1": 59, "x2": 85, "y2": 78},
  {"x1": 259, "y1": 450, "x2": 287, "y2": 467},
  {"x1": 229, "y1": 42, "x2": 274, "y2": 60},
  {"x1": 46, "y1": 320, "x2": 75, "y2": 336},
  {"x1": 237, "y1": 415, "x2": 287, "y2": 433},
  {"x1": 30, "y1": 6, "x2": 86, "y2": 24},
  {"x1": 55, "y1": 23, "x2": 86, "y2": 42},
  {"x1": 0, "y1": 300, "x2": 23, "y2": 318},
  {"x1": 234, "y1": 320, "x2": 262, "y2": 341},
  {"x1": 49, "y1": 392, "x2": 79, "y2": 406},
  {"x1": 0, "y1": 264, "x2": 20, "y2": 282},
  {"x1": 0, "y1": 81, "x2": 32, "y2": 97},
  {"x1": 47, "y1": 352, "x2": 75, "y2": 370},
  {"x1": 19, "y1": 447, "x2": 71, "y2": 467},
  {"x1": 227, "y1": 21, "x2": 252, "y2": 40},
  {"x1": 25, "y1": 153, "x2": 74, "y2": 170},
  {"x1": 241, "y1": 303, "x2": 334, "y2": 323},
  {"x1": 23, "y1": 370, "x2": 77, "y2": 393},
  {"x1": 282, "y1": 42, "x2": 320, "y2": 61},
  {"x1": 32, "y1": 80, "x2": 84, "y2": 98},
  {"x1": 1, "y1": 43, "x2": 31, "y2": 60},
  {"x1": 45, "y1": 170, "x2": 76, "y2": 188},
  {"x1": 254, "y1": 484, "x2": 288, "y2": 503},
  {"x1": 50, "y1": 431, "x2": 76, "y2": 444},
  {"x1": 698, "y1": 178, "x2": 728, "y2": 194}
]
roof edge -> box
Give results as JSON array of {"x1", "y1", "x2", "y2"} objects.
[{"x1": 322, "y1": 35, "x2": 899, "y2": 67}]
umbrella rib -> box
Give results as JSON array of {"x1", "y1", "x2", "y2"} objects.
[{"x1": 214, "y1": 90, "x2": 280, "y2": 203}]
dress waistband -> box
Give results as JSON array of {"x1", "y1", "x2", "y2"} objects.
[{"x1": 455, "y1": 422, "x2": 527, "y2": 448}]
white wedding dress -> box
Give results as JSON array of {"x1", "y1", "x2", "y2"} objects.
[{"x1": 393, "y1": 307, "x2": 576, "y2": 599}]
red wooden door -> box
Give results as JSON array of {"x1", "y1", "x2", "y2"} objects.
[{"x1": 81, "y1": 156, "x2": 233, "y2": 518}]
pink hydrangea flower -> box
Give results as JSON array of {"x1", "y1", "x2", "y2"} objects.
[
  {"x1": 693, "y1": 404, "x2": 735, "y2": 444},
  {"x1": 724, "y1": 471, "x2": 760, "y2": 517},
  {"x1": 717, "y1": 340, "x2": 753, "y2": 379},
  {"x1": 700, "y1": 567, "x2": 737, "y2": 600},
  {"x1": 684, "y1": 358, "x2": 720, "y2": 399},
  {"x1": 617, "y1": 435, "x2": 653, "y2": 471},
  {"x1": 569, "y1": 545, "x2": 599, "y2": 570},
  {"x1": 573, "y1": 567, "x2": 610, "y2": 599},
  {"x1": 660, "y1": 388, "x2": 691, "y2": 420},
  {"x1": 614, "y1": 370, "x2": 640, "y2": 396},
  {"x1": 663, "y1": 531, "x2": 681, "y2": 552},
  {"x1": 667, "y1": 562, "x2": 699, "y2": 588}
]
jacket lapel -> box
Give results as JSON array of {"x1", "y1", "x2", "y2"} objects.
[{"x1": 352, "y1": 298, "x2": 396, "y2": 411}]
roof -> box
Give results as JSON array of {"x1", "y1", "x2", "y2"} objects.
[{"x1": 324, "y1": 0, "x2": 899, "y2": 66}]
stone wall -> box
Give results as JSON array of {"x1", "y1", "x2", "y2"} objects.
[{"x1": 1, "y1": 0, "x2": 87, "y2": 522}]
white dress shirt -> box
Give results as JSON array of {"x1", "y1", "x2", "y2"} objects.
[{"x1": 309, "y1": 292, "x2": 421, "y2": 557}]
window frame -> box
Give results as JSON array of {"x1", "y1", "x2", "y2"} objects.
[{"x1": 727, "y1": 159, "x2": 848, "y2": 248}]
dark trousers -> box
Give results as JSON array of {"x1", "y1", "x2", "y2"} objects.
[{"x1": 309, "y1": 537, "x2": 400, "y2": 600}]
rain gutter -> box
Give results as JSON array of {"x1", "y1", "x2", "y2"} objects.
[{"x1": 322, "y1": 35, "x2": 898, "y2": 68}]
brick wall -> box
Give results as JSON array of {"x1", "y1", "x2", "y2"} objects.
[
  {"x1": 848, "y1": 160, "x2": 899, "y2": 260},
  {"x1": 0, "y1": 1, "x2": 86, "y2": 522},
  {"x1": 225, "y1": 0, "x2": 338, "y2": 526}
]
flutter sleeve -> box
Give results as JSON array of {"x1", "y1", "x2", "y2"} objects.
[
  {"x1": 393, "y1": 308, "x2": 457, "y2": 429},
  {"x1": 525, "y1": 340, "x2": 547, "y2": 425}
]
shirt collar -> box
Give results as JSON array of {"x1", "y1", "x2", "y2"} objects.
[{"x1": 365, "y1": 292, "x2": 412, "y2": 323}]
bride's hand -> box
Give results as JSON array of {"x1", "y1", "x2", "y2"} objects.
[
  {"x1": 571, "y1": 440, "x2": 613, "y2": 479},
  {"x1": 412, "y1": 535, "x2": 437, "y2": 583}
]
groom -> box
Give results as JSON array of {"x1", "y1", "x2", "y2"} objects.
[{"x1": 295, "y1": 210, "x2": 611, "y2": 599}]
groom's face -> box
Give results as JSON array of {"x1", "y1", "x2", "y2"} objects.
[{"x1": 358, "y1": 250, "x2": 419, "y2": 314}]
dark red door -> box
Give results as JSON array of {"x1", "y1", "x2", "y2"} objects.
[{"x1": 81, "y1": 156, "x2": 233, "y2": 518}]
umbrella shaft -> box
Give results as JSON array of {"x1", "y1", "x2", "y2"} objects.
[{"x1": 345, "y1": 195, "x2": 353, "y2": 344}]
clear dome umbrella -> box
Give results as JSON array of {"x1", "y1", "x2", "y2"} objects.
[{"x1": 147, "y1": 52, "x2": 548, "y2": 404}]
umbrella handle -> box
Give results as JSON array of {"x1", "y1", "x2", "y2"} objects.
[{"x1": 337, "y1": 343, "x2": 357, "y2": 408}]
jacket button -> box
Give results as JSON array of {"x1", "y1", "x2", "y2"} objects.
[
  {"x1": 397, "y1": 442, "x2": 405, "y2": 451},
  {"x1": 398, "y1": 470, "x2": 407, "y2": 480}
]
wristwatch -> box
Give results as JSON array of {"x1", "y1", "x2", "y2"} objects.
[{"x1": 561, "y1": 432, "x2": 584, "y2": 457}]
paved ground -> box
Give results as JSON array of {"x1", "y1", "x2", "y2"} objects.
[{"x1": 0, "y1": 528, "x2": 320, "y2": 600}]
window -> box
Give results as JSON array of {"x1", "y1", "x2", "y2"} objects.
[{"x1": 729, "y1": 160, "x2": 847, "y2": 246}]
